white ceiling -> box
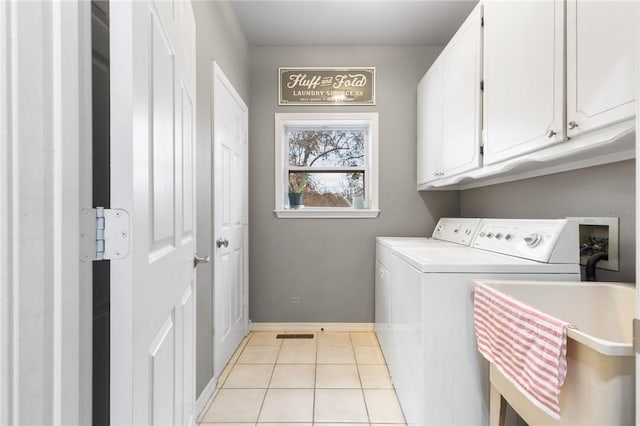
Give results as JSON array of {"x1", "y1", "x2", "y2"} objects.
[{"x1": 229, "y1": 0, "x2": 479, "y2": 46}]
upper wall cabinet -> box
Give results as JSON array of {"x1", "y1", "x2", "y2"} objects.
[
  {"x1": 418, "y1": 0, "x2": 636, "y2": 190},
  {"x1": 417, "y1": 57, "x2": 442, "y2": 185},
  {"x1": 566, "y1": 0, "x2": 636, "y2": 137},
  {"x1": 482, "y1": 0, "x2": 565, "y2": 166},
  {"x1": 417, "y1": 4, "x2": 482, "y2": 188}
]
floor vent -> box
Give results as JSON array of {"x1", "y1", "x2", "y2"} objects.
[{"x1": 276, "y1": 333, "x2": 314, "y2": 339}]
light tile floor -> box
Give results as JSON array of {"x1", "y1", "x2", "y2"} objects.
[{"x1": 199, "y1": 331, "x2": 406, "y2": 426}]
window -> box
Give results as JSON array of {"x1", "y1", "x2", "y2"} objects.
[{"x1": 274, "y1": 113, "x2": 379, "y2": 218}]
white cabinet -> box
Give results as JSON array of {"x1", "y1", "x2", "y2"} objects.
[
  {"x1": 441, "y1": 5, "x2": 483, "y2": 176},
  {"x1": 566, "y1": 0, "x2": 636, "y2": 137},
  {"x1": 482, "y1": 0, "x2": 565, "y2": 165},
  {"x1": 418, "y1": 0, "x2": 636, "y2": 190},
  {"x1": 417, "y1": 4, "x2": 482, "y2": 186},
  {"x1": 417, "y1": 59, "x2": 442, "y2": 185}
]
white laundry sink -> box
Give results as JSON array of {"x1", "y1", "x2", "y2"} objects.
[{"x1": 476, "y1": 280, "x2": 635, "y2": 425}]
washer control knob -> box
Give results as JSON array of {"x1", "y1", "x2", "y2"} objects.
[
  {"x1": 465, "y1": 229, "x2": 471, "y2": 235},
  {"x1": 454, "y1": 228, "x2": 459, "y2": 233},
  {"x1": 479, "y1": 232, "x2": 486, "y2": 238},
  {"x1": 505, "y1": 234, "x2": 513, "y2": 241},
  {"x1": 495, "y1": 233, "x2": 503, "y2": 240},
  {"x1": 524, "y1": 233, "x2": 542, "y2": 247},
  {"x1": 486, "y1": 232, "x2": 494, "y2": 238}
]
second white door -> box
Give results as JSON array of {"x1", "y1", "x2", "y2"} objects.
[
  {"x1": 110, "y1": 1, "x2": 197, "y2": 424},
  {"x1": 213, "y1": 62, "x2": 249, "y2": 378}
]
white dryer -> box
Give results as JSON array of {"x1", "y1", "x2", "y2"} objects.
[
  {"x1": 375, "y1": 218, "x2": 481, "y2": 356},
  {"x1": 377, "y1": 219, "x2": 580, "y2": 426}
]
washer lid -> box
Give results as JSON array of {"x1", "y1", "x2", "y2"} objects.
[{"x1": 392, "y1": 246, "x2": 580, "y2": 274}]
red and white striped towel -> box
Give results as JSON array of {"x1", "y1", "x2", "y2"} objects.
[{"x1": 474, "y1": 282, "x2": 574, "y2": 420}]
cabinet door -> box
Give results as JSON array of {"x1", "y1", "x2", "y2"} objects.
[
  {"x1": 417, "y1": 59, "x2": 443, "y2": 186},
  {"x1": 566, "y1": 0, "x2": 636, "y2": 136},
  {"x1": 483, "y1": 1, "x2": 564, "y2": 165},
  {"x1": 441, "y1": 4, "x2": 482, "y2": 177}
]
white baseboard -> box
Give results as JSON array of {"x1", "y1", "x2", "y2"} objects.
[
  {"x1": 250, "y1": 322, "x2": 374, "y2": 332},
  {"x1": 194, "y1": 376, "x2": 218, "y2": 423}
]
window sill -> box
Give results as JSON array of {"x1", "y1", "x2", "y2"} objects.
[{"x1": 274, "y1": 208, "x2": 381, "y2": 219}]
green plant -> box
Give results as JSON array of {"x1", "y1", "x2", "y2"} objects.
[{"x1": 288, "y1": 173, "x2": 308, "y2": 194}]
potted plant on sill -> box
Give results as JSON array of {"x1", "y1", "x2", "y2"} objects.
[{"x1": 288, "y1": 173, "x2": 307, "y2": 209}]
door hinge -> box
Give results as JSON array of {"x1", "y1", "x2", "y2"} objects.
[
  {"x1": 634, "y1": 318, "x2": 640, "y2": 354},
  {"x1": 80, "y1": 207, "x2": 130, "y2": 262},
  {"x1": 480, "y1": 146, "x2": 484, "y2": 156},
  {"x1": 480, "y1": 80, "x2": 484, "y2": 91},
  {"x1": 481, "y1": 16, "x2": 484, "y2": 27}
]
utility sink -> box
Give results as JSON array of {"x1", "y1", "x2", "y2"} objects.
[{"x1": 476, "y1": 280, "x2": 635, "y2": 426}]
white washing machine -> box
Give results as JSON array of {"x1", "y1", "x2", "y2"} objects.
[{"x1": 376, "y1": 219, "x2": 580, "y2": 426}]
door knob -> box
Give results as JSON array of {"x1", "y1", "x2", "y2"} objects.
[
  {"x1": 568, "y1": 121, "x2": 578, "y2": 130},
  {"x1": 216, "y1": 238, "x2": 229, "y2": 248},
  {"x1": 547, "y1": 130, "x2": 556, "y2": 138},
  {"x1": 193, "y1": 254, "x2": 210, "y2": 268}
]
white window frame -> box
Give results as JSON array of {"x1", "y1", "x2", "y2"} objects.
[{"x1": 274, "y1": 112, "x2": 380, "y2": 219}]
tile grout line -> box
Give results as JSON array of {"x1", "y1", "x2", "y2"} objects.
[
  {"x1": 373, "y1": 332, "x2": 409, "y2": 425},
  {"x1": 254, "y1": 331, "x2": 283, "y2": 423},
  {"x1": 351, "y1": 332, "x2": 372, "y2": 425},
  {"x1": 217, "y1": 335, "x2": 245, "y2": 389},
  {"x1": 199, "y1": 332, "x2": 249, "y2": 424}
]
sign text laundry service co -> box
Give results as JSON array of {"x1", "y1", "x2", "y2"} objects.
[{"x1": 279, "y1": 67, "x2": 375, "y2": 105}]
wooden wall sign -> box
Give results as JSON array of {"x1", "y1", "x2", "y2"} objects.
[{"x1": 279, "y1": 67, "x2": 376, "y2": 105}]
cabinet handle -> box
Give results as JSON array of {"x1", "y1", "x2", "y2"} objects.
[
  {"x1": 568, "y1": 121, "x2": 578, "y2": 130},
  {"x1": 547, "y1": 130, "x2": 556, "y2": 138}
]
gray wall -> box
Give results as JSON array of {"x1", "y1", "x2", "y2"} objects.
[
  {"x1": 460, "y1": 160, "x2": 636, "y2": 282},
  {"x1": 249, "y1": 46, "x2": 460, "y2": 323},
  {"x1": 193, "y1": 1, "x2": 249, "y2": 398}
]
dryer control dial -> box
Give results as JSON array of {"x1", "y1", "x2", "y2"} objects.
[
  {"x1": 470, "y1": 219, "x2": 573, "y2": 263},
  {"x1": 523, "y1": 233, "x2": 542, "y2": 247}
]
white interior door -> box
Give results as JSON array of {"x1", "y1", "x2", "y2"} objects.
[
  {"x1": 213, "y1": 62, "x2": 249, "y2": 378},
  {"x1": 110, "y1": 1, "x2": 198, "y2": 424}
]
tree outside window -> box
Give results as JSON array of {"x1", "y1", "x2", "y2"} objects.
[{"x1": 287, "y1": 128, "x2": 366, "y2": 208}]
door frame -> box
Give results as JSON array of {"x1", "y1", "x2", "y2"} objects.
[{"x1": 0, "y1": 1, "x2": 92, "y2": 424}]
